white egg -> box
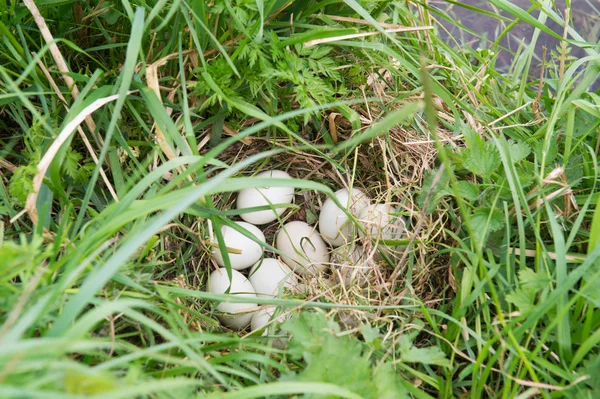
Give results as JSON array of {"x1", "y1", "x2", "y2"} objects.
[
  {"x1": 236, "y1": 170, "x2": 295, "y2": 225},
  {"x1": 358, "y1": 204, "x2": 407, "y2": 241},
  {"x1": 330, "y1": 245, "x2": 370, "y2": 286},
  {"x1": 275, "y1": 221, "x2": 330, "y2": 276},
  {"x1": 211, "y1": 221, "x2": 265, "y2": 270},
  {"x1": 251, "y1": 307, "x2": 288, "y2": 349},
  {"x1": 208, "y1": 268, "x2": 257, "y2": 329},
  {"x1": 249, "y1": 258, "x2": 298, "y2": 297},
  {"x1": 319, "y1": 188, "x2": 371, "y2": 247}
]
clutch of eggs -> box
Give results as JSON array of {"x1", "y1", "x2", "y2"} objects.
[{"x1": 207, "y1": 173, "x2": 410, "y2": 332}]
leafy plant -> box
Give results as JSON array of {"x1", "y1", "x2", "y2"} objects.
[{"x1": 281, "y1": 311, "x2": 441, "y2": 399}]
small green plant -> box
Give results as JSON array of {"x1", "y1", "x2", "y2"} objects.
[{"x1": 282, "y1": 311, "x2": 449, "y2": 399}]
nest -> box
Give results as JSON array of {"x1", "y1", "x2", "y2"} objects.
[{"x1": 167, "y1": 104, "x2": 462, "y2": 334}]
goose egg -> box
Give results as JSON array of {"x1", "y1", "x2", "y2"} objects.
[
  {"x1": 251, "y1": 307, "x2": 288, "y2": 349},
  {"x1": 358, "y1": 204, "x2": 407, "y2": 241},
  {"x1": 208, "y1": 268, "x2": 257, "y2": 329},
  {"x1": 211, "y1": 221, "x2": 265, "y2": 270},
  {"x1": 236, "y1": 170, "x2": 294, "y2": 225},
  {"x1": 249, "y1": 258, "x2": 298, "y2": 297},
  {"x1": 276, "y1": 221, "x2": 330, "y2": 276},
  {"x1": 319, "y1": 188, "x2": 371, "y2": 247}
]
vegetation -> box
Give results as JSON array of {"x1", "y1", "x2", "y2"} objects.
[{"x1": 1, "y1": 0, "x2": 600, "y2": 398}]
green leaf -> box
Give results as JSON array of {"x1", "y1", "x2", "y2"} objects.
[
  {"x1": 63, "y1": 149, "x2": 83, "y2": 178},
  {"x1": 515, "y1": 161, "x2": 536, "y2": 189},
  {"x1": 282, "y1": 312, "x2": 411, "y2": 399},
  {"x1": 565, "y1": 153, "x2": 584, "y2": 188},
  {"x1": 305, "y1": 208, "x2": 318, "y2": 225},
  {"x1": 398, "y1": 335, "x2": 451, "y2": 368},
  {"x1": 455, "y1": 181, "x2": 480, "y2": 202},
  {"x1": 0, "y1": 237, "x2": 42, "y2": 282},
  {"x1": 506, "y1": 268, "x2": 548, "y2": 314},
  {"x1": 417, "y1": 168, "x2": 451, "y2": 213},
  {"x1": 462, "y1": 142, "x2": 501, "y2": 179},
  {"x1": 8, "y1": 164, "x2": 37, "y2": 203},
  {"x1": 64, "y1": 368, "x2": 119, "y2": 395},
  {"x1": 361, "y1": 324, "x2": 383, "y2": 350},
  {"x1": 470, "y1": 207, "x2": 505, "y2": 234},
  {"x1": 533, "y1": 140, "x2": 558, "y2": 165},
  {"x1": 517, "y1": 268, "x2": 549, "y2": 291},
  {"x1": 506, "y1": 288, "x2": 536, "y2": 314},
  {"x1": 373, "y1": 363, "x2": 409, "y2": 399},
  {"x1": 506, "y1": 140, "x2": 531, "y2": 163}
]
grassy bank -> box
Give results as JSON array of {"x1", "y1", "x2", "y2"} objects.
[{"x1": 1, "y1": 0, "x2": 600, "y2": 398}]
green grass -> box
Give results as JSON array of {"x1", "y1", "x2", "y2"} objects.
[{"x1": 1, "y1": 0, "x2": 600, "y2": 398}]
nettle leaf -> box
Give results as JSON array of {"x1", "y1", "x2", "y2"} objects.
[
  {"x1": 65, "y1": 368, "x2": 119, "y2": 395},
  {"x1": 282, "y1": 312, "x2": 339, "y2": 356},
  {"x1": 398, "y1": 335, "x2": 451, "y2": 368},
  {"x1": 462, "y1": 126, "x2": 483, "y2": 149},
  {"x1": 361, "y1": 324, "x2": 383, "y2": 350},
  {"x1": 506, "y1": 268, "x2": 548, "y2": 314},
  {"x1": 565, "y1": 154, "x2": 584, "y2": 188},
  {"x1": 506, "y1": 139, "x2": 531, "y2": 163},
  {"x1": 516, "y1": 161, "x2": 536, "y2": 189},
  {"x1": 455, "y1": 181, "x2": 480, "y2": 202},
  {"x1": 533, "y1": 140, "x2": 558, "y2": 164},
  {"x1": 462, "y1": 142, "x2": 501, "y2": 179},
  {"x1": 470, "y1": 207, "x2": 505, "y2": 234}
]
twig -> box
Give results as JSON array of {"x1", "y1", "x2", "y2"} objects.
[
  {"x1": 509, "y1": 247, "x2": 585, "y2": 263},
  {"x1": 23, "y1": 0, "x2": 98, "y2": 143},
  {"x1": 488, "y1": 100, "x2": 534, "y2": 126},
  {"x1": 0, "y1": 158, "x2": 17, "y2": 172}
]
